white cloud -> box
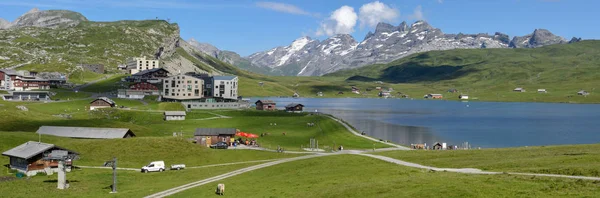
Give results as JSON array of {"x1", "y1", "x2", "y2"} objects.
[
  {"x1": 256, "y1": 2, "x2": 315, "y2": 16},
  {"x1": 408, "y1": 5, "x2": 424, "y2": 20},
  {"x1": 316, "y1": 5, "x2": 357, "y2": 36},
  {"x1": 358, "y1": 1, "x2": 399, "y2": 28}
]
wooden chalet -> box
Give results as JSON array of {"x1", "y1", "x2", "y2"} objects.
[
  {"x1": 194, "y1": 128, "x2": 237, "y2": 147},
  {"x1": 255, "y1": 100, "x2": 276, "y2": 111},
  {"x1": 285, "y1": 103, "x2": 304, "y2": 113},
  {"x1": 2, "y1": 141, "x2": 78, "y2": 176},
  {"x1": 89, "y1": 97, "x2": 116, "y2": 110}
]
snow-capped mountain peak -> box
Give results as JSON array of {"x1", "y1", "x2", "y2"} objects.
[{"x1": 248, "y1": 20, "x2": 572, "y2": 76}]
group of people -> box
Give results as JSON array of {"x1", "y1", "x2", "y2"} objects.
[{"x1": 232, "y1": 138, "x2": 258, "y2": 147}]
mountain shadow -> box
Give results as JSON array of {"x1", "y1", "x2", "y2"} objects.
[{"x1": 347, "y1": 61, "x2": 478, "y2": 83}]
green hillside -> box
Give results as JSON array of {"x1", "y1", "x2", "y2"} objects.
[
  {"x1": 326, "y1": 40, "x2": 600, "y2": 103},
  {"x1": 0, "y1": 20, "x2": 179, "y2": 74}
]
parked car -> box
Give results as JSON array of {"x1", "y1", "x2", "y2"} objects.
[
  {"x1": 141, "y1": 161, "x2": 165, "y2": 173},
  {"x1": 170, "y1": 164, "x2": 186, "y2": 170},
  {"x1": 210, "y1": 142, "x2": 228, "y2": 149}
]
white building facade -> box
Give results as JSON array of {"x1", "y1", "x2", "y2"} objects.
[
  {"x1": 212, "y1": 76, "x2": 238, "y2": 100},
  {"x1": 126, "y1": 56, "x2": 160, "y2": 75},
  {"x1": 162, "y1": 74, "x2": 204, "y2": 101}
]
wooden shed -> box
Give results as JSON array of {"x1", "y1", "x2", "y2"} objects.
[
  {"x1": 285, "y1": 103, "x2": 304, "y2": 113},
  {"x1": 194, "y1": 128, "x2": 237, "y2": 147},
  {"x1": 36, "y1": 126, "x2": 136, "y2": 139},
  {"x1": 164, "y1": 111, "x2": 186, "y2": 121},
  {"x1": 90, "y1": 97, "x2": 115, "y2": 110},
  {"x1": 2, "y1": 141, "x2": 78, "y2": 176},
  {"x1": 255, "y1": 100, "x2": 276, "y2": 111}
]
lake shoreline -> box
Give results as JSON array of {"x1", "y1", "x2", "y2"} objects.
[{"x1": 255, "y1": 97, "x2": 600, "y2": 149}]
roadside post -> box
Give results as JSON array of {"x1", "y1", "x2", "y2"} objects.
[{"x1": 103, "y1": 157, "x2": 117, "y2": 193}]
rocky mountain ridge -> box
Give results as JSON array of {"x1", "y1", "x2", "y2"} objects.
[
  {"x1": 0, "y1": 8, "x2": 239, "y2": 77},
  {"x1": 246, "y1": 20, "x2": 574, "y2": 76},
  {"x1": 0, "y1": 8, "x2": 88, "y2": 29}
]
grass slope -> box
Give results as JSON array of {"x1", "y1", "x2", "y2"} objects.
[
  {"x1": 0, "y1": 163, "x2": 259, "y2": 198},
  {"x1": 326, "y1": 41, "x2": 600, "y2": 103},
  {"x1": 0, "y1": 20, "x2": 178, "y2": 75},
  {"x1": 0, "y1": 132, "x2": 301, "y2": 168},
  {"x1": 175, "y1": 154, "x2": 600, "y2": 197},
  {"x1": 378, "y1": 144, "x2": 600, "y2": 177},
  {"x1": 0, "y1": 99, "x2": 389, "y2": 150}
]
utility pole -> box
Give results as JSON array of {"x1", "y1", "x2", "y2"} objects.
[
  {"x1": 104, "y1": 157, "x2": 117, "y2": 193},
  {"x1": 112, "y1": 157, "x2": 117, "y2": 193}
]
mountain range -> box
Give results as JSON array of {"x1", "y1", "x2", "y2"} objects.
[
  {"x1": 0, "y1": 8, "x2": 582, "y2": 79},
  {"x1": 191, "y1": 21, "x2": 579, "y2": 77},
  {"x1": 0, "y1": 8, "x2": 248, "y2": 79}
]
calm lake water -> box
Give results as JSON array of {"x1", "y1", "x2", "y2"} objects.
[{"x1": 252, "y1": 98, "x2": 600, "y2": 148}]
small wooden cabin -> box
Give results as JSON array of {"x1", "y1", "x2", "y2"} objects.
[
  {"x1": 194, "y1": 128, "x2": 237, "y2": 147},
  {"x1": 90, "y1": 97, "x2": 115, "y2": 110},
  {"x1": 255, "y1": 100, "x2": 276, "y2": 111},
  {"x1": 164, "y1": 111, "x2": 186, "y2": 121},
  {"x1": 285, "y1": 103, "x2": 304, "y2": 113},
  {"x1": 2, "y1": 141, "x2": 78, "y2": 176}
]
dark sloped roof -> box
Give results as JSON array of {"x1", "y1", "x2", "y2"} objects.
[
  {"x1": 0, "y1": 69, "x2": 18, "y2": 75},
  {"x1": 285, "y1": 103, "x2": 304, "y2": 108},
  {"x1": 132, "y1": 68, "x2": 168, "y2": 76},
  {"x1": 2, "y1": 141, "x2": 54, "y2": 159},
  {"x1": 91, "y1": 97, "x2": 115, "y2": 105},
  {"x1": 164, "y1": 111, "x2": 186, "y2": 116},
  {"x1": 37, "y1": 126, "x2": 135, "y2": 139},
  {"x1": 213, "y1": 76, "x2": 237, "y2": 81},
  {"x1": 194, "y1": 128, "x2": 237, "y2": 136},
  {"x1": 2, "y1": 141, "x2": 77, "y2": 159},
  {"x1": 255, "y1": 100, "x2": 276, "y2": 105}
]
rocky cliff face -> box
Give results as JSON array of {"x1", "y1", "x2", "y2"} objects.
[
  {"x1": 0, "y1": 18, "x2": 11, "y2": 29},
  {"x1": 188, "y1": 38, "x2": 220, "y2": 58},
  {"x1": 509, "y1": 29, "x2": 566, "y2": 48},
  {"x1": 10, "y1": 8, "x2": 88, "y2": 29}
]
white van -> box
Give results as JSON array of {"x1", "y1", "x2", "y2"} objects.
[{"x1": 141, "y1": 161, "x2": 165, "y2": 173}]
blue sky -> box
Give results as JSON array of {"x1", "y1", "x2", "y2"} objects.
[{"x1": 0, "y1": 0, "x2": 598, "y2": 56}]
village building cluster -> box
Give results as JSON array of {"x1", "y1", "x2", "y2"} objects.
[
  {"x1": 0, "y1": 69, "x2": 66, "y2": 91},
  {"x1": 117, "y1": 65, "x2": 239, "y2": 105}
]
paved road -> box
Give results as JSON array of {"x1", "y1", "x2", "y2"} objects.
[
  {"x1": 5, "y1": 60, "x2": 32, "y2": 70},
  {"x1": 72, "y1": 74, "x2": 114, "y2": 91},
  {"x1": 77, "y1": 165, "x2": 139, "y2": 171},
  {"x1": 77, "y1": 159, "x2": 285, "y2": 172},
  {"x1": 325, "y1": 115, "x2": 410, "y2": 150},
  {"x1": 357, "y1": 153, "x2": 600, "y2": 181},
  {"x1": 144, "y1": 154, "x2": 330, "y2": 198}
]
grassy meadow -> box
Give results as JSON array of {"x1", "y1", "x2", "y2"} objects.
[
  {"x1": 0, "y1": 98, "x2": 390, "y2": 151},
  {"x1": 0, "y1": 163, "x2": 262, "y2": 198},
  {"x1": 323, "y1": 40, "x2": 600, "y2": 103},
  {"x1": 0, "y1": 132, "x2": 301, "y2": 168},
  {"x1": 174, "y1": 154, "x2": 600, "y2": 197},
  {"x1": 377, "y1": 144, "x2": 600, "y2": 177}
]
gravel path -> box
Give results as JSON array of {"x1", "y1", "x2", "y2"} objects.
[
  {"x1": 143, "y1": 154, "x2": 329, "y2": 198},
  {"x1": 324, "y1": 115, "x2": 410, "y2": 150},
  {"x1": 357, "y1": 153, "x2": 600, "y2": 181}
]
